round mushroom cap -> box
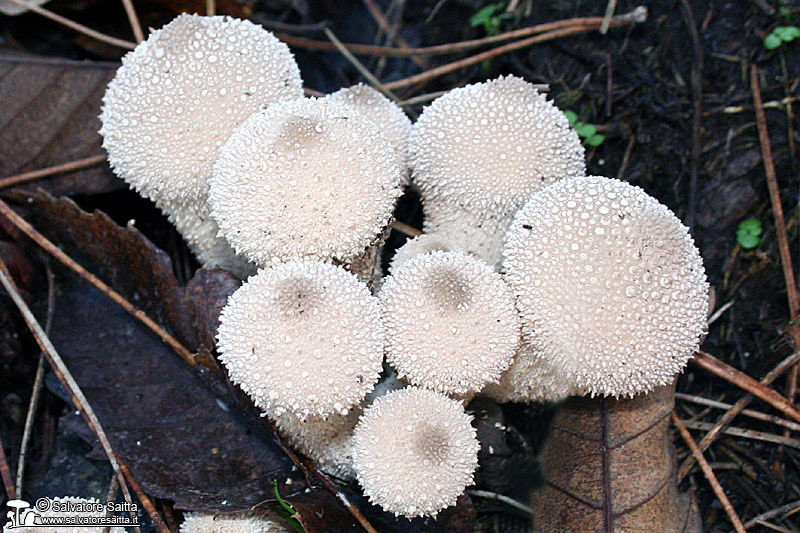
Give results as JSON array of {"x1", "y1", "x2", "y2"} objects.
[
  {"x1": 481, "y1": 336, "x2": 578, "y2": 404},
  {"x1": 409, "y1": 75, "x2": 585, "y2": 217},
  {"x1": 217, "y1": 260, "x2": 384, "y2": 418},
  {"x1": 379, "y1": 251, "x2": 520, "y2": 396},
  {"x1": 272, "y1": 408, "x2": 361, "y2": 480},
  {"x1": 352, "y1": 387, "x2": 479, "y2": 518},
  {"x1": 100, "y1": 14, "x2": 303, "y2": 204},
  {"x1": 210, "y1": 98, "x2": 404, "y2": 267},
  {"x1": 422, "y1": 205, "x2": 509, "y2": 268},
  {"x1": 503, "y1": 176, "x2": 710, "y2": 398},
  {"x1": 7, "y1": 497, "x2": 125, "y2": 533},
  {"x1": 389, "y1": 234, "x2": 453, "y2": 274},
  {"x1": 326, "y1": 83, "x2": 412, "y2": 183},
  {"x1": 180, "y1": 511, "x2": 290, "y2": 533}
]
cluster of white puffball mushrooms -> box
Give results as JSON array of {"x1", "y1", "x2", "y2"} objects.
[{"x1": 98, "y1": 13, "x2": 710, "y2": 528}]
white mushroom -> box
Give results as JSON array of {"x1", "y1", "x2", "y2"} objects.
[
  {"x1": 388, "y1": 234, "x2": 453, "y2": 274},
  {"x1": 180, "y1": 511, "x2": 290, "y2": 533},
  {"x1": 379, "y1": 251, "x2": 520, "y2": 396},
  {"x1": 210, "y1": 97, "x2": 403, "y2": 269},
  {"x1": 352, "y1": 387, "x2": 479, "y2": 518},
  {"x1": 503, "y1": 176, "x2": 709, "y2": 398},
  {"x1": 216, "y1": 260, "x2": 384, "y2": 418}
]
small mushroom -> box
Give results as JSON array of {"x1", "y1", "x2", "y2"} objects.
[
  {"x1": 352, "y1": 387, "x2": 480, "y2": 518},
  {"x1": 100, "y1": 14, "x2": 302, "y2": 273},
  {"x1": 326, "y1": 83, "x2": 412, "y2": 185},
  {"x1": 209, "y1": 97, "x2": 403, "y2": 269},
  {"x1": 503, "y1": 176, "x2": 709, "y2": 398},
  {"x1": 216, "y1": 260, "x2": 384, "y2": 419},
  {"x1": 388, "y1": 233, "x2": 453, "y2": 274},
  {"x1": 180, "y1": 511, "x2": 290, "y2": 532},
  {"x1": 409, "y1": 75, "x2": 585, "y2": 266},
  {"x1": 379, "y1": 251, "x2": 520, "y2": 396}
]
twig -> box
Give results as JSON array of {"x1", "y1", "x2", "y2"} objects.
[
  {"x1": 751, "y1": 64, "x2": 800, "y2": 424},
  {"x1": 680, "y1": 0, "x2": 703, "y2": 230},
  {"x1": 0, "y1": 260, "x2": 158, "y2": 530},
  {"x1": 0, "y1": 155, "x2": 107, "y2": 191},
  {"x1": 0, "y1": 198, "x2": 196, "y2": 368},
  {"x1": 15, "y1": 259, "x2": 55, "y2": 496},
  {"x1": 298, "y1": 456, "x2": 378, "y2": 533},
  {"x1": 323, "y1": 28, "x2": 402, "y2": 105},
  {"x1": 2, "y1": 0, "x2": 135, "y2": 50},
  {"x1": 600, "y1": 0, "x2": 618, "y2": 34},
  {"x1": 707, "y1": 300, "x2": 734, "y2": 326},
  {"x1": 466, "y1": 489, "x2": 532, "y2": 515},
  {"x1": 679, "y1": 350, "x2": 800, "y2": 480},
  {"x1": 692, "y1": 351, "x2": 800, "y2": 424},
  {"x1": 0, "y1": 431, "x2": 15, "y2": 500},
  {"x1": 391, "y1": 221, "x2": 422, "y2": 237},
  {"x1": 277, "y1": 6, "x2": 647, "y2": 58},
  {"x1": 120, "y1": 0, "x2": 144, "y2": 43},
  {"x1": 206, "y1": 0, "x2": 215, "y2": 15},
  {"x1": 744, "y1": 500, "x2": 800, "y2": 530},
  {"x1": 678, "y1": 419, "x2": 800, "y2": 449},
  {"x1": 676, "y1": 393, "x2": 800, "y2": 432},
  {"x1": 672, "y1": 413, "x2": 746, "y2": 533},
  {"x1": 362, "y1": 0, "x2": 427, "y2": 68}
]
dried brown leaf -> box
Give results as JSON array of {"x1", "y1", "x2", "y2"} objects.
[{"x1": 530, "y1": 385, "x2": 702, "y2": 532}]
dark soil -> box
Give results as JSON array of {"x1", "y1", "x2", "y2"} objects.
[{"x1": 1, "y1": 0, "x2": 799, "y2": 531}]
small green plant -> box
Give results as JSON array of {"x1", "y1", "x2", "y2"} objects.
[
  {"x1": 470, "y1": 2, "x2": 512, "y2": 36},
  {"x1": 273, "y1": 481, "x2": 305, "y2": 533},
  {"x1": 736, "y1": 218, "x2": 762, "y2": 249},
  {"x1": 764, "y1": 26, "x2": 800, "y2": 49},
  {"x1": 564, "y1": 110, "x2": 606, "y2": 147}
]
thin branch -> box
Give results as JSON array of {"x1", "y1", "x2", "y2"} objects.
[
  {"x1": 600, "y1": 0, "x2": 618, "y2": 34},
  {"x1": 206, "y1": 0, "x2": 215, "y2": 16},
  {"x1": 744, "y1": 500, "x2": 800, "y2": 530},
  {"x1": 0, "y1": 155, "x2": 107, "y2": 191},
  {"x1": 2, "y1": 0, "x2": 135, "y2": 50},
  {"x1": 361, "y1": 0, "x2": 428, "y2": 68},
  {"x1": 0, "y1": 430, "x2": 15, "y2": 500},
  {"x1": 15, "y1": 259, "x2": 55, "y2": 496},
  {"x1": 679, "y1": 349, "x2": 800, "y2": 480},
  {"x1": 466, "y1": 489, "x2": 533, "y2": 515},
  {"x1": 691, "y1": 351, "x2": 800, "y2": 424},
  {"x1": 323, "y1": 28, "x2": 402, "y2": 105},
  {"x1": 675, "y1": 392, "x2": 800, "y2": 432},
  {"x1": 391, "y1": 221, "x2": 422, "y2": 237},
  {"x1": 120, "y1": 0, "x2": 144, "y2": 43},
  {"x1": 672, "y1": 413, "x2": 745, "y2": 533},
  {"x1": 0, "y1": 199, "x2": 196, "y2": 368},
  {"x1": 678, "y1": 419, "x2": 800, "y2": 449}
]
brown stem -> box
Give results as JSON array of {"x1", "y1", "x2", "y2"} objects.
[{"x1": 0, "y1": 155, "x2": 107, "y2": 190}]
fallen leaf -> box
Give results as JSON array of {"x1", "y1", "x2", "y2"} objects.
[
  {"x1": 530, "y1": 384, "x2": 702, "y2": 532},
  {"x1": 0, "y1": 55, "x2": 122, "y2": 196}
]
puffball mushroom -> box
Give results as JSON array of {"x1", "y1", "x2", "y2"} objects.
[
  {"x1": 210, "y1": 97, "x2": 403, "y2": 268},
  {"x1": 100, "y1": 14, "x2": 302, "y2": 273},
  {"x1": 388, "y1": 233, "x2": 453, "y2": 274},
  {"x1": 409, "y1": 75, "x2": 585, "y2": 266},
  {"x1": 352, "y1": 387, "x2": 479, "y2": 518},
  {"x1": 5, "y1": 497, "x2": 125, "y2": 533},
  {"x1": 180, "y1": 511, "x2": 290, "y2": 533},
  {"x1": 503, "y1": 176, "x2": 710, "y2": 398},
  {"x1": 216, "y1": 260, "x2": 384, "y2": 418},
  {"x1": 379, "y1": 251, "x2": 520, "y2": 396},
  {"x1": 326, "y1": 83, "x2": 412, "y2": 184}
]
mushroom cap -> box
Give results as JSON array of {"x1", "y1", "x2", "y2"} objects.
[
  {"x1": 8, "y1": 497, "x2": 125, "y2": 533},
  {"x1": 352, "y1": 387, "x2": 479, "y2": 518},
  {"x1": 180, "y1": 511, "x2": 290, "y2": 533},
  {"x1": 160, "y1": 198, "x2": 255, "y2": 278},
  {"x1": 422, "y1": 205, "x2": 510, "y2": 268},
  {"x1": 409, "y1": 75, "x2": 585, "y2": 217},
  {"x1": 217, "y1": 260, "x2": 384, "y2": 418},
  {"x1": 389, "y1": 234, "x2": 453, "y2": 274},
  {"x1": 379, "y1": 251, "x2": 520, "y2": 395},
  {"x1": 100, "y1": 14, "x2": 303, "y2": 204},
  {"x1": 271, "y1": 408, "x2": 361, "y2": 480},
  {"x1": 503, "y1": 176, "x2": 710, "y2": 398},
  {"x1": 481, "y1": 335, "x2": 578, "y2": 404},
  {"x1": 326, "y1": 83, "x2": 412, "y2": 183},
  {"x1": 210, "y1": 97, "x2": 403, "y2": 267}
]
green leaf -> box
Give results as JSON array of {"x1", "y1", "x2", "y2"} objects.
[
  {"x1": 738, "y1": 218, "x2": 762, "y2": 234},
  {"x1": 584, "y1": 133, "x2": 605, "y2": 147},
  {"x1": 575, "y1": 123, "x2": 597, "y2": 138},
  {"x1": 563, "y1": 110, "x2": 578, "y2": 125},
  {"x1": 737, "y1": 232, "x2": 761, "y2": 249},
  {"x1": 470, "y1": 3, "x2": 503, "y2": 28},
  {"x1": 765, "y1": 33, "x2": 782, "y2": 49},
  {"x1": 777, "y1": 25, "x2": 800, "y2": 40}
]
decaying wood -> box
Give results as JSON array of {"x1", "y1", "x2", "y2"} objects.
[{"x1": 530, "y1": 384, "x2": 701, "y2": 532}]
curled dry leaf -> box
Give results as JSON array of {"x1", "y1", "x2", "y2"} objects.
[
  {"x1": 0, "y1": 56, "x2": 122, "y2": 196},
  {"x1": 530, "y1": 385, "x2": 701, "y2": 532}
]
